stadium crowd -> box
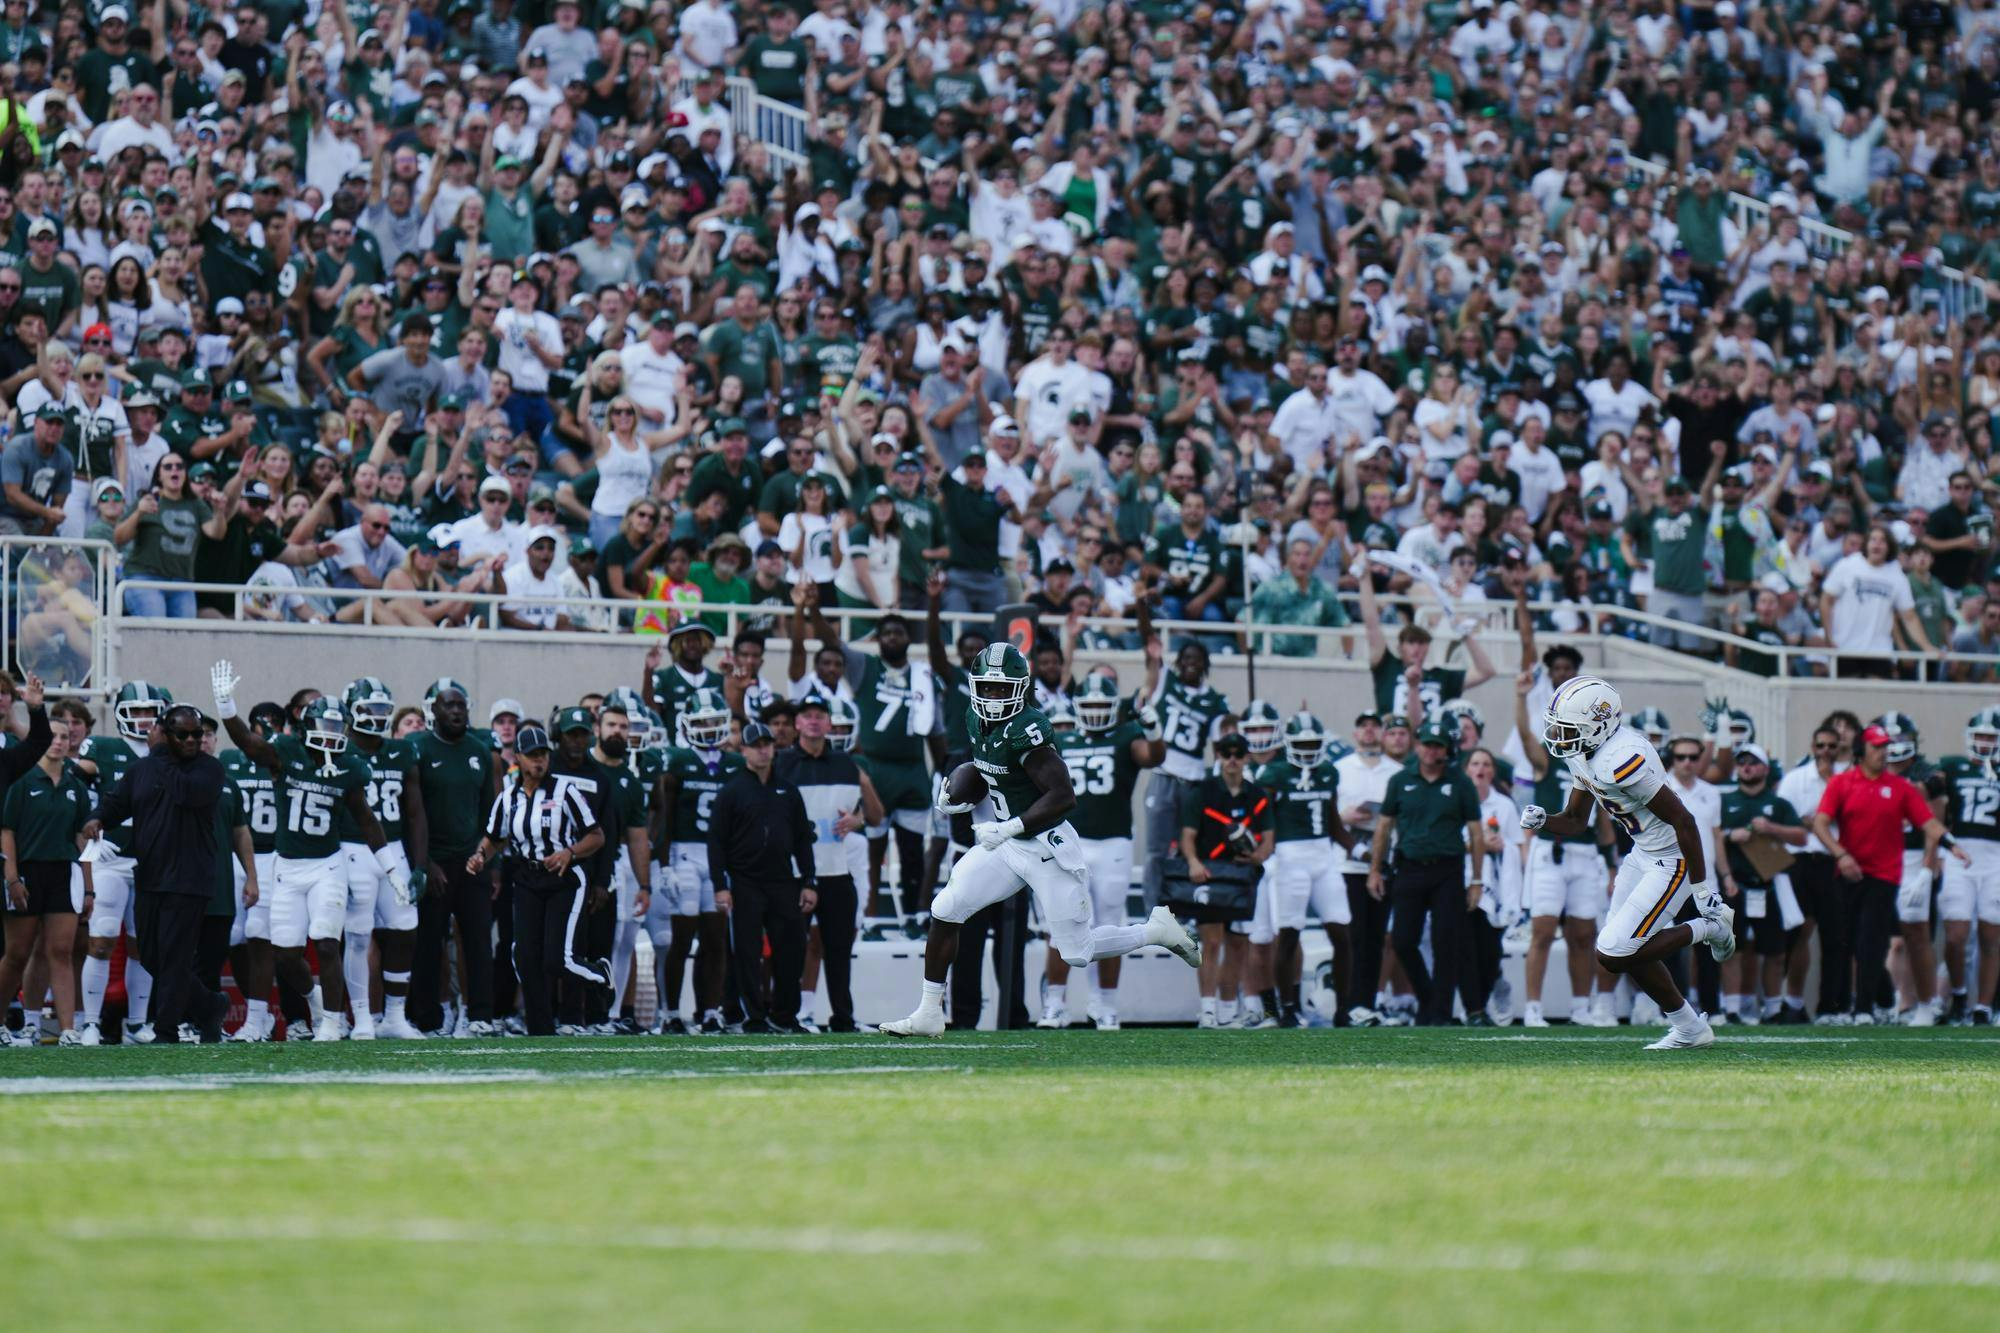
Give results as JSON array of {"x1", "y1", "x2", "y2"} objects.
[{"x1": 0, "y1": 0, "x2": 1996, "y2": 682}]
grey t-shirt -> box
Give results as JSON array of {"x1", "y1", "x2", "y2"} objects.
[
  {"x1": 328, "y1": 524, "x2": 409, "y2": 588},
  {"x1": 358, "y1": 348, "x2": 450, "y2": 427},
  {"x1": 917, "y1": 369, "x2": 1005, "y2": 471},
  {"x1": 0, "y1": 435, "x2": 75, "y2": 525}
]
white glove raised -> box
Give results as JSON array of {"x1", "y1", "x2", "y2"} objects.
[
  {"x1": 211, "y1": 660, "x2": 240, "y2": 721},
  {"x1": 1518, "y1": 804, "x2": 1547, "y2": 832},
  {"x1": 973, "y1": 817, "x2": 1024, "y2": 851},
  {"x1": 1138, "y1": 702, "x2": 1164, "y2": 742}
]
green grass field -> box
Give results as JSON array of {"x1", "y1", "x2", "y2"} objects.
[{"x1": 5, "y1": 1029, "x2": 1998, "y2": 1329}]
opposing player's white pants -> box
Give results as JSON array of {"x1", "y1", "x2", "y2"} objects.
[
  {"x1": 1526, "y1": 840, "x2": 1610, "y2": 922},
  {"x1": 86, "y1": 852, "x2": 138, "y2": 938},
  {"x1": 932, "y1": 821, "x2": 1144, "y2": 967},
  {"x1": 232, "y1": 851, "x2": 276, "y2": 946},
  {"x1": 1597, "y1": 853, "x2": 1691, "y2": 958},
  {"x1": 342, "y1": 842, "x2": 418, "y2": 934},
  {"x1": 270, "y1": 854, "x2": 350, "y2": 948}
]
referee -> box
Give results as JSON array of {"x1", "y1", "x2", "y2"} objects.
[
  {"x1": 709, "y1": 723, "x2": 817, "y2": 1034},
  {"x1": 1368, "y1": 720, "x2": 1484, "y2": 1027},
  {"x1": 466, "y1": 725, "x2": 612, "y2": 1037}
]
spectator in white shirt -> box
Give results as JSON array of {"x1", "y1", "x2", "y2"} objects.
[
  {"x1": 499, "y1": 526, "x2": 574, "y2": 630},
  {"x1": 1896, "y1": 414, "x2": 1968, "y2": 513},
  {"x1": 1324, "y1": 336, "x2": 1399, "y2": 443},
  {"x1": 672, "y1": 70, "x2": 735, "y2": 175},
  {"x1": 449, "y1": 476, "x2": 528, "y2": 566},
  {"x1": 1267, "y1": 364, "x2": 1342, "y2": 472},
  {"x1": 492, "y1": 271, "x2": 564, "y2": 441},
  {"x1": 1012, "y1": 327, "x2": 1091, "y2": 446},
  {"x1": 1582, "y1": 352, "x2": 1658, "y2": 443},
  {"x1": 1506, "y1": 421, "x2": 1567, "y2": 523},
  {"x1": 618, "y1": 314, "x2": 689, "y2": 432},
  {"x1": 1819, "y1": 526, "x2": 1934, "y2": 673},
  {"x1": 677, "y1": 0, "x2": 740, "y2": 71}
]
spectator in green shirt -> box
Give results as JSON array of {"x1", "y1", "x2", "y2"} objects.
[
  {"x1": 1249, "y1": 538, "x2": 1351, "y2": 656},
  {"x1": 687, "y1": 532, "x2": 753, "y2": 635},
  {"x1": 1624, "y1": 473, "x2": 1713, "y2": 655}
]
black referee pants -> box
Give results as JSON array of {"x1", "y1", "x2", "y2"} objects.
[
  {"x1": 951, "y1": 892, "x2": 1030, "y2": 1030},
  {"x1": 1345, "y1": 871, "x2": 1389, "y2": 1014},
  {"x1": 729, "y1": 879, "x2": 806, "y2": 1027},
  {"x1": 1390, "y1": 858, "x2": 1467, "y2": 1027},
  {"x1": 410, "y1": 857, "x2": 495, "y2": 1030},
  {"x1": 812, "y1": 875, "x2": 859, "y2": 1027},
  {"x1": 511, "y1": 863, "x2": 599, "y2": 1036},
  {"x1": 134, "y1": 891, "x2": 222, "y2": 1042}
]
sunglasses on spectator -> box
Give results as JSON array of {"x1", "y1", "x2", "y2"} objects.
[
  {"x1": 1670, "y1": 750, "x2": 1702, "y2": 763},
  {"x1": 80, "y1": 372, "x2": 105, "y2": 381},
  {"x1": 158, "y1": 462, "x2": 185, "y2": 472}
]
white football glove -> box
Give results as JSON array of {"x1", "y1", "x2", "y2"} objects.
[
  {"x1": 1518, "y1": 804, "x2": 1547, "y2": 832},
  {"x1": 973, "y1": 818, "x2": 1024, "y2": 851},
  {"x1": 210, "y1": 660, "x2": 240, "y2": 720},
  {"x1": 933, "y1": 776, "x2": 975, "y2": 817},
  {"x1": 1138, "y1": 702, "x2": 1164, "y2": 742}
]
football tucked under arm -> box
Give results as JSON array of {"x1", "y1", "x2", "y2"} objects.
[{"x1": 936, "y1": 762, "x2": 985, "y2": 815}]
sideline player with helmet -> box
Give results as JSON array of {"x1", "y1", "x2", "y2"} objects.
[
  {"x1": 1043, "y1": 681, "x2": 1165, "y2": 1029},
  {"x1": 598, "y1": 688, "x2": 657, "y2": 1030},
  {"x1": 224, "y1": 701, "x2": 287, "y2": 1040},
  {"x1": 1876, "y1": 713, "x2": 1946, "y2": 1023},
  {"x1": 213, "y1": 663, "x2": 407, "y2": 1042},
  {"x1": 336, "y1": 678, "x2": 430, "y2": 1039},
  {"x1": 644, "y1": 622, "x2": 727, "y2": 743},
  {"x1": 1512, "y1": 671, "x2": 1615, "y2": 1027},
  {"x1": 882, "y1": 644, "x2": 1202, "y2": 1037},
  {"x1": 1521, "y1": 676, "x2": 1736, "y2": 1050},
  {"x1": 651, "y1": 686, "x2": 740, "y2": 1033},
  {"x1": 1255, "y1": 711, "x2": 1354, "y2": 1028},
  {"x1": 74, "y1": 680, "x2": 169, "y2": 1044},
  {"x1": 1139, "y1": 638, "x2": 1232, "y2": 910},
  {"x1": 1947, "y1": 710, "x2": 2000, "y2": 1023}
]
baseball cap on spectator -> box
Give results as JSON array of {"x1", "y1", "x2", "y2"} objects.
[
  {"x1": 991, "y1": 416, "x2": 1021, "y2": 439},
  {"x1": 514, "y1": 725, "x2": 552, "y2": 755},
  {"x1": 93, "y1": 477, "x2": 126, "y2": 503},
  {"x1": 225, "y1": 380, "x2": 253, "y2": 402},
  {"x1": 223, "y1": 192, "x2": 255, "y2": 212},
  {"x1": 478, "y1": 476, "x2": 511, "y2": 499},
  {"x1": 755, "y1": 539, "x2": 784, "y2": 558},
  {"x1": 524, "y1": 525, "x2": 562, "y2": 549},
  {"x1": 241, "y1": 479, "x2": 275, "y2": 505},
  {"x1": 741, "y1": 722, "x2": 775, "y2": 747},
  {"x1": 35, "y1": 402, "x2": 67, "y2": 423},
  {"x1": 27, "y1": 217, "x2": 57, "y2": 239},
  {"x1": 488, "y1": 699, "x2": 526, "y2": 725},
  {"x1": 1735, "y1": 744, "x2": 1770, "y2": 768},
  {"x1": 570, "y1": 536, "x2": 597, "y2": 560},
  {"x1": 895, "y1": 452, "x2": 924, "y2": 472},
  {"x1": 716, "y1": 417, "x2": 748, "y2": 436},
  {"x1": 674, "y1": 322, "x2": 702, "y2": 341}
]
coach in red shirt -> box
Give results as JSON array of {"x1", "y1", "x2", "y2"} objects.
[{"x1": 1812, "y1": 725, "x2": 1963, "y2": 1021}]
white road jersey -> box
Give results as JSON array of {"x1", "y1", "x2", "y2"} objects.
[{"x1": 1565, "y1": 726, "x2": 1677, "y2": 858}]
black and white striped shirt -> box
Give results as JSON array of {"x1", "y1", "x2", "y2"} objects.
[{"x1": 485, "y1": 774, "x2": 599, "y2": 865}]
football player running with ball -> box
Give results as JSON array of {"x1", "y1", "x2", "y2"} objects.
[
  {"x1": 1522, "y1": 677, "x2": 1735, "y2": 1050},
  {"x1": 882, "y1": 645, "x2": 1201, "y2": 1037}
]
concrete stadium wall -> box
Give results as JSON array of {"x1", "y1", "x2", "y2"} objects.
[{"x1": 111, "y1": 622, "x2": 1998, "y2": 764}]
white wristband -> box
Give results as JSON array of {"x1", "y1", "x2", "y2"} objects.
[
  {"x1": 374, "y1": 844, "x2": 401, "y2": 876},
  {"x1": 996, "y1": 817, "x2": 1025, "y2": 841},
  {"x1": 214, "y1": 693, "x2": 238, "y2": 721}
]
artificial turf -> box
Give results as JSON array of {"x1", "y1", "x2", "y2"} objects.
[{"x1": 5, "y1": 1028, "x2": 1996, "y2": 1329}]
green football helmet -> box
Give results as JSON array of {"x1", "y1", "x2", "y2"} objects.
[
  {"x1": 1441, "y1": 698, "x2": 1485, "y2": 742},
  {"x1": 300, "y1": 695, "x2": 350, "y2": 757},
  {"x1": 1283, "y1": 711, "x2": 1327, "y2": 768},
  {"x1": 680, "y1": 687, "x2": 732, "y2": 749},
  {"x1": 1968, "y1": 708, "x2": 2000, "y2": 761},
  {"x1": 825, "y1": 695, "x2": 859, "y2": 752},
  {"x1": 1074, "y1": 674, "x2": 1121, "y2": 732},
  {"x1": 423, "y1": 677, "x2": 472, "y2": 725},
  {"x1": 968, "y1": 643, "x2": 1030, "y2": 723},
  {"x1": 1632, "y1": 707, "x2": 1672, "y2": 751},
  {"x1": 113, "y1": 681, "x2": 174, "y2": 742},
  {"x1": 1046, "y1": 697, "x2": 1080, "y2": 733},
  {"x1": 643, "y1": 707, "x2": 670, "y2": 752},
  {"x1": 1871, "y1": 712, "x2": 1916, "y2": 764},
  {"x1": 344, "y1": 677, "x2": 395, "y2": 736},
  {"x1": 603, "y1": 687, "x2": 651, "y2": 746},
  {"x1": 1239, "y1": 699, "x2": 1283, "y2": 753}
]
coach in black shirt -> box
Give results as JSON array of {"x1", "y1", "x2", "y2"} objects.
[
  {"x1": 85, "y1": 703, "x2": 227, "y2": 1042},
  {"x1": 709, "y1": 723, "x2": 816, "y2": 1032}
]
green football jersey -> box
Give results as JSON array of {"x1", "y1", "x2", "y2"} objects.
[
  {"x1": 663, "y1": 746, "x2": 745, "y2": 844},
  {"x1": 1531, "y1": 748, "x2": 1594, "y2": 846},
  {"x1": 603, "y1": 755, "x2": 650, "y2": 832},
  {"x1": 1941, "y1": 756, "x2": 2000, "y2": 841},
  {"x1": 1719, "y1": 788, "x2": 1801, "y2": 885},
  {"x1": 336, "y1": 736, "x2": 415, "y2": 844},
  {"x1": 1056, "y1": 721, "x2": 1145, "y2": 840},
  {"x1": 651, "y1": 665, "x2": 727, "y2": 741},
  {"x1": 854, "y1": 655, "x2": 929, "y2": 763},
  {"x1": 269, "y1": 734, "x2": 369, "y2": 860},
  {"x1": 223, "y1": 747, "x2": 279, "y2": 855},
  {"x1": 80, "y1": 735, "x2": 147, "y2": 854},
  {"x1": 412, "y1": 728, "x2": 494, "y2": 861},
  {"x1": 1255, "y1": 758, "x2": 1341, "y2": 843},
  {"x1": 969, "y1": 706, "x2": 1057, "y2": 824},
  {"x1": 1369, "y1": 656, "x2": 1467, "y2": 718},
  {"x1": 1153, "y1": 675, "x2": 1230, "y2": 776}
]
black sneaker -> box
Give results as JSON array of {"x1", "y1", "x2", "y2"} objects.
[
  {"x1": 698, "y1": 1013, "x2": 726, "y2": 1035},
  {"x1": 1974, "y1": 1008, "x2": 1993, "y2": 1026},
  {"x1": 827, "y1": 1018, "x2": 862, "y2": 1034},
  {"x1": 658, "y1": 1016, "x2": 689, "y2": 1036},
  {"x1": 1467, "y1": 1011, "x2": 1496, "y2": 1028},
  {"x1": 609, "y1": 1016, "x2": 640, "y2": 1037},
  {"x1": 1948, "y1": 993, "x2": 1969, "y2": 1025},
  {"x1": 748, "y1": 1018, "x2": 791, "y2": 1035}
]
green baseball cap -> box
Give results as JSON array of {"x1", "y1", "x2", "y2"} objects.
[
  {"x1": 180, "y1": 370, "x2": 213, "y2": 391},
  {"x1": 554, "y1": 705, "x2": 594, "y2": 734},
  {"x1": 715, "y1": 415, "x2": 747, "y2": 436}
]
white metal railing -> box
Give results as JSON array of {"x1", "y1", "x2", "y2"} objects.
[
  {"x1": 101, "y1": 579, "x2": 2000, "y2": 686},
  {"x1": 670, "y1": 75, "x2": 808, "y2": 171},
  {"x1": 1621, "y1": 151, "x2": 1987, "y2": 318},
  {"x1": 2, "y1": 537, "x2": 114, "y2": 700}
]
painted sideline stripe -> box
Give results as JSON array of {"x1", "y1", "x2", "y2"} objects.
[
  {"x1": 0, "y1": 1065, "x2": 966, "y2": 1096},
  {"x1": 55, "y1": 1217, "x2": 2000, "y2": 1291}
]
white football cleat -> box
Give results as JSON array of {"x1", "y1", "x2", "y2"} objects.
[
  {"x1": 348, "y1": 1017, "x2": 377, "y2": 1041},
  {"x1": 1906, "y1": 1005, "x2": 1937, "y2": 1027},
  {"x1": 1523, "y1": 1010, "x2": 1550, "y2": 1029},
  {"x1": 226, "y1": 1019, "x2": 268, "y2": 1043},
  {"x1": 1703, "y1": 902, "x2": 1737, "y2": 963},
  {"x1": 1092, "y1": 1012, "x2": 1120, "y2": 1031},
  {"x1": 1146, "y1": 906, "x2": 1202, "y2": 968},
  {"x1": 376, "y1": 1012, "x2": 426, "y2": 1040},
  {"x1": 1035, "y1": 1008, "x2": 1067, "y2": 1030},
  {"x1": 879, "y1": 1006, "x2": 946, "y2": 1038},
  {"x1": 57, "y1": 1030, "x2": 82, "y2": 1047},
  {"x1": 1196, "y1": 1010, "x2": 1220, "y2": 1029},
  {"x1": 313, "y1": 1015, "x2": 345, "y2": 1043},
  {"x1": 125, "y1": 1021, "x2": 156, "y2": 1045},
  {"x1": 77, "y1": 1021, "x2": 102, "y2": 1047},
  {"x1": 1644, "y1": 1023, "x2": 1715, "y2": 1051}
]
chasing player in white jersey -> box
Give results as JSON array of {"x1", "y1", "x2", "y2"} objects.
[{"x1": 1521, "y1": 677, "x2": 1736, "y2": 1050}]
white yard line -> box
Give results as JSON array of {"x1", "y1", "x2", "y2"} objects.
[
  {"x1": 404, "y1": 1041, "x2": 1030, "y2": 1056},
  {"x1": 56, "y1": 1216, "x2": 2000, "y2": 1291},
  {"x1": 0, "y1": 1064, "x2": 967, "y2": 1095}
]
